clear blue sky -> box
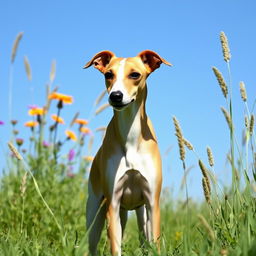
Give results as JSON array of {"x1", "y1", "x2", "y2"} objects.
[{"x1": 1, "y1": 0, "x2": 256, "y2": 199}]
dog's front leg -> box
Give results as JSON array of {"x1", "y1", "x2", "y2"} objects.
[
  {"x1": 152, "y1": 199, "x2": 161, "y2": 249},
  {"x1": 107, "y1": 202, "x2": 122, "y2": 256}
]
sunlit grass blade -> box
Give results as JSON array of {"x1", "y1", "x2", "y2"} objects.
[{"x1": 95, "y1": 103, "x2": 110, "y2": 115}]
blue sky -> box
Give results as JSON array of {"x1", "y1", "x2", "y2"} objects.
[{"x1": 1, "y1": 1, "x2": 256, "y2": 199}]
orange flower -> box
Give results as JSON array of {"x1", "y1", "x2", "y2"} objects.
[
  {"x1": 51, "y1": 114, "x2": 65, "y2": 124},
  {"x1": 65, "y1": 130, "x2": 77, "y2": 141},
  {"x1": 28, "y1": 107, "x2": 46, "y2": 116},
  {"x1": 84, "y1": 156, "x2": 94, "y2": 162},
  {"x1": 74, "y1": 119, "x2": 88, "y2": 125},
  {"x1": 24, "y1": 121, "x2": 38, "y2": 127},
  {"x1": 80, "y1": 127, "x2": 91, "y2": 134},
  {"x1": 48, "y1": 92, "x2": 73, "y2": 104}
]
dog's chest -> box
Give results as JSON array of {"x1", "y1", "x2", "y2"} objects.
[{"x1": 124, "y1": 114, "x2": 141, "y2": 169}]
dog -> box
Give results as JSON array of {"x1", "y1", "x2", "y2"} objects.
[{"x1": 84, "y1": 50, "x2": 171, "y2": 256}]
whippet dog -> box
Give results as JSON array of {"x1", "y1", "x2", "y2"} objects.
[{"x1": 84, "y1": 50, "x2": 171, "y2": 256}]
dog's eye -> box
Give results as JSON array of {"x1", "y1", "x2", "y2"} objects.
[
  {"x1": 104, "y1": 71, "x2": 114, "y2": 80},
  {"x1": 129, "y1": 72, "x2": 141, "y2": 79}
]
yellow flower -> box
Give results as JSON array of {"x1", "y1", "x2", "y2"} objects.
[
  {"x1": 51, "y1": 114, "x2": 65, "y2": 124},
  {"x1": 80, "y1": 127, "x2": 91, "y2": 134},
  {"x1": 65, "y1": 130, "x2": 77, "y2": 141},
  {"x1": 24, "y1": 121, "x2": 38, "y2": 127},
  {"x1": 28, "y1": 107, "x2": 46, "y2": 116},
  {"x1": 84, "y1": 156, "x2": 94, "y2": 162},
  {"x1": 48, "y1": 92, "x2": 73, "y2": 104},
  {"x1": 75, "y1": 119, "x2": 88, "y2": 125},
  {"x1": 174, "y1": 231, "x2": 182, "y2": 241}
]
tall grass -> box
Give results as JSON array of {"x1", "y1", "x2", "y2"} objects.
[{"x1": 0, "y1": 32, "x2": 256, "y2": 256}]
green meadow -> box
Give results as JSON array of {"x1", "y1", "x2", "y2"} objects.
[{"x1": 0, "y1": 32, "x2": 256, "y2": 256}]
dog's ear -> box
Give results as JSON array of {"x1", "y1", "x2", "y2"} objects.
[
  {"x1": 138, "y1": 50, "x2": 172, "y2": 73},
  {"x1": 83, "y1": 51, "x2": 115, "y2": 73}
]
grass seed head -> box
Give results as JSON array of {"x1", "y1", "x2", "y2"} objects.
[
  {"x1": 245, "y1": 116, "x2": 249, "y2": 129},
  {"x1": 50, "y1": 60, "x2": 56, "y2": 82},
  {"x1": 207, "y1": 147, "x2": 214, "y2": 167},
  {"x1": 202, "y1": 178, "x2": 211, "y2": 204},
  {"x1": 70, "y1": 112, "x2": 80, "y2": 127},
  {"x1": 11, "y1": 32, "x2": 24, "y2": 63},
  {"x1": 8, "y1": 142, "x2": 23, "y2": 160},
  {"x1": 199, "y1": 160, "x2": 211, "y2": 195},
  {"x1": 199, "y1": 159, "x2": 208, "y2": 177},
  {"x1": 212, "y1": 67, "x2": 228, "y2": 98},
  {"x1": 95, "y1": 103, "x2": 110, "y2": 115},
  {"x1": 20, "y1": 172, "x2": 28, "y2": 197},
  {"x1": 250, "y1": 114, "x2": 254, "y2": 135},
  {"x1": 220, "y1": 31, "x2": 231, "y2": 62},
  {"x1": 172, "y1": 116, "x2": 185, "y2": 161},
  {"x1": 221, "y1": 107, "x2": 232, "y2": 130},
  {"x1": 24, "y1": 56, "x2": 32, "y2": 81},
  {"x1": 239, "y1": 81, "x2": 247, "y2": 102},
  {"x1": 94, "y1": 89, "x2": 107, "y2": 106},
  {"x1": 183, "y1": 138, "x2": 194, "y2": 151},
  {"x1": 198, "y1": 214, "x2": 215, "y2": 240}
]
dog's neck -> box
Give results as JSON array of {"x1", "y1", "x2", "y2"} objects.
[{"x1": 113, "y1": 86, "x2": 147, "y2": 149}]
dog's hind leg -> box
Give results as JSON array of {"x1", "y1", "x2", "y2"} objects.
[
  {"x1": 120, "y1": 208, "x2": 128, "y2": 237},
  {"x1": 136, "y1": 205, "x2": 148, "y2": 245},
  {"x1": 86, "y1": 182, "x2": 106, "y2": 256}
]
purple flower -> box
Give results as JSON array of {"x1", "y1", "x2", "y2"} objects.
[
  {"x1": 68, "y1": 149, "x2": 75, "y2": 162},
  {"x1": 0, "y1": 120, "x2": 4, "y2": 125},
  {"x1": 43, "y1": 141, "x2": 50, "y2": 147},
  {"x1": 28, "y1": 105, "x2": 38, "y2": 110}
]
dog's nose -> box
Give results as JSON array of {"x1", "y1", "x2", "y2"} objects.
[{"x1": 109, "y1": 91, "x2": 123, "y2": 103}]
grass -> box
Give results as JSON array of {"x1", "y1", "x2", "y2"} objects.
[{"x1": 1, "y1": 31, "x2": 256, "y2": 255}]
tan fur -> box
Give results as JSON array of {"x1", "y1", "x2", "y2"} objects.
[{"x1": 84, "y1": 50, "x2": 171, "y2": 256}]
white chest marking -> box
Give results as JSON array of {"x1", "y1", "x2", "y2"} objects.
[
  {"x1": 125, "y1": 109, "x2": 141, "y2": 169},
  {"x1": 106, "y1": 111, "x2": 157, "y2": 205}
]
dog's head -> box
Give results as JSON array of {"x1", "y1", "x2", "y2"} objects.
[{"x1": 84, "y1": 50, "x2": 172, "y2": 111}]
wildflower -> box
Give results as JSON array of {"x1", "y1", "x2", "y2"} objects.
[
  {"x1": 65, "y1": 130, "x2": 77, "y2": 141},
  {"x1": 84, "y1": 156, "x2": 94, "y2": 162},
  {"x1": 80, "y1": 127, "x2": 91, "y2": 135},
  {"x1": 0, "y1": 120, "x2": 4, "y2": 125},
  {"x1": 51, "y1": 114, "x2": 65, "y2": 124},
  {"x1": 174, "y1": 231, "x2": 182, "y2": 242},
  {"x1": 16, "y1": 138, "x2": 24, "y2": 146},
  {"x1": 28, "y1": 105, "x2": 38, "y2": 109},
  {"x1": 11, "y1": 120, "x2": 18, "y2": 125},
  {"x1": 67, "y1": 168, "x2": 75, "y2": 178},
  {"x1": 75, "y1": 119, "x2": 88, "y2": 126},
  {"x1": 28, "y1": 107, "x2": 46, "y2": 116},
  {"x1": 24, "y1": 121, "x2": 38, "y2": 128},
  {"x1": 43, "y1": 141, "x2": 50, "y2": 148},
  {"x1": 48, "y1": 92, "x2": 73, "y2": 104},
  {"x1": 68, "y1": 149, "x2": 75, "y2": 161},
  {"x1": 220, "y1": 249, "x2": 228, "y2": 256},
  {"x1": 13, "y1": 129, "x2": 19, "y2": 135}
]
